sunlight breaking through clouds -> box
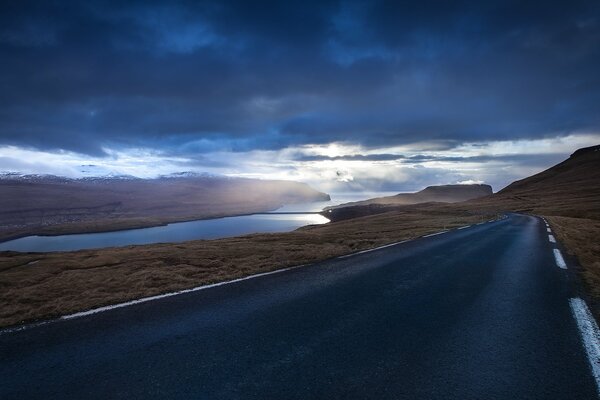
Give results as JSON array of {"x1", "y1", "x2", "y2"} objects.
[{"x1": 1, "y1": 133, "x2": 598, "y2": 193}]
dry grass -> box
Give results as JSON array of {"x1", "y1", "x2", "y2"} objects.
[
  {"x1": 0, "y1": 208, "x2": 486, "y2": 328},
  {"x1": 545, "y1": 216, "x2": 600, "y2": 298}
]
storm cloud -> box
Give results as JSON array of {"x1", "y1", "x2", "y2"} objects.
[{"x1": 1, "y1": 0, "x2": 599, "y2": 156}]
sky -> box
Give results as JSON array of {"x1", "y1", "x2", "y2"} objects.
[{"x1": 0, "y1": 0, "x2": 599, "y2": 193}]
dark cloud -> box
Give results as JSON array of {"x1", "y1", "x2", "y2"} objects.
[{"x1": 0, "y1": 0, "x2": 599, "y2": 155}]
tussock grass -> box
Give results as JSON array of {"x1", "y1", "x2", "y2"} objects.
[
  {"x1": 0, "y1": 209, "x2": 484, "y2": 328},
  {"x1": 545, "y1": 216, "x2": 600, "y2": 298}
]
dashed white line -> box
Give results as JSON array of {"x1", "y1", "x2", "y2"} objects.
[
  {"x1": 553, "y1": 248, "x2": 567, "y2": 269},
  {"x1": 569, "y1": 298, "x2": 600, "y2": 397},
  {"x1": 457, "y1": 225, "x2": 470, "y2": 230},
  {"x1": 547, "y1": 228, "x2": 551, "y2": 233},
  {"x1": 548, "y1": 234, "x2": 556, "y2": 243}
]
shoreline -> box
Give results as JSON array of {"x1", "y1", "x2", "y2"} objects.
[
  {"x1": 0, "y1": 209, "x2": 489, "y2": 329},
  {"x1": 0, "y1": 210, "x2": 331, "y2": 249}
]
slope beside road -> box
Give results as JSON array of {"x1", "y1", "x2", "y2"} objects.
[{"x1": 1, "y1": 214, "x2": 598, "y2": 399}]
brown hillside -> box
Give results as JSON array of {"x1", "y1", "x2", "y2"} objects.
[
  {"x1": 467, "y1": 144, "x2": 600, "y2": 219},
  {"x1": 329, "y1": 184, "x2": 492, "y2": 209}
]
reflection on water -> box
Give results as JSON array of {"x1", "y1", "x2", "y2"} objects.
[
  {"x1": 0, "y1": 213, "x2": 330, "y2": 253},
  {"x1": 0, "y1": 192, "x2": 395, "y2": 253}
]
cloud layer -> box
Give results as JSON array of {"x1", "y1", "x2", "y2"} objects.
[
  {"x1": 1, "y1": 1, "x2": 599, "y2": 193},
  {"x1": 1, "y1": 0, "x2": 599, "y2": 156}
]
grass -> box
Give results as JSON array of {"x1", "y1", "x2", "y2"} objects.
[
  {"x1": 0, "y1": 207, "x2": 486, "y2": 328},
  {"x1": 545, "y1": 216, "x2": 600, "y2": 299}
]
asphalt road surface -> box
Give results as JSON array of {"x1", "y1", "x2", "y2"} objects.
[{"x1": 1, "y1": 213, "x2": 598, "y2": 399}]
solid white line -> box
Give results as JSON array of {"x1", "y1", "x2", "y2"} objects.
[
  {"x1": 547, "y1": 228, "x2": 551, "y2": 233},
  {"x1": 553, "y1": 249, "x2": 567, "y2": 269},
  {"x1": 0, "y1": 219, "x2": 495, "y2": 333},
  {"x1": 338, "y1": 222, "x2": 472, "y2": 258},
  {"x1": 569, "y1": 298, "x2": 600, "y2": 397},
  {"x1": 61, "y1": 265, "x2": 305, "y2": 320},
  {"x1": 548, "y1": 234, "x2": 556, "y2": 243},
  {"x1": 423, "y1": 230, "x2": 448, "y2": 238},
  {"x1": 337, "y1": 240, "x2": 408, "y2": 259}
]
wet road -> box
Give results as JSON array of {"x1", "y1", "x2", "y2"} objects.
[{"x1": 1, "y1": 214, "x2": 597, "y2": 399}]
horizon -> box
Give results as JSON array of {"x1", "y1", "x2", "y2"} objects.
[
  {"x1": 0, "y1": 139, "x2": 597, "y2": 193},
  {"x1": 1, "y1": 1, "x2": 600, "y2": 193}
]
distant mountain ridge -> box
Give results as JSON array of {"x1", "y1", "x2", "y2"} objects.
[
  {"x1": 0, "y1": 173, "x2": 330, "y2": 241},
  {"x1": 327, "y1": 184, "x2": 492, "y2": 210},
  {"x1": 325, "y1": 145, "x2": 600, "y2": 222},
  {"x1": 0, "y1": 171, "x2": 228, "y2": 182},
  {"x1": 324, "y1": 184, "x2": 492, "y2": 221}
]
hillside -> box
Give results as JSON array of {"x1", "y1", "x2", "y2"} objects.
[
  {"x1": 327, "y1": 146, "x2": 600, "y2": 222},
  {"x1": 0, "y1": 173, "x2": 330, "y2": 241},
  {"x1": 464, "y1": 144, "x2": 600, "y2": 219},
  {"x1": 329, "y1": 184, "x2": 492, "y2": 208},
  {"x1": 325, "y1": 184, "x2": 492, "y2": 222}
]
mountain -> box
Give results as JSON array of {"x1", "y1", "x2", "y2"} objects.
[
  {"x1": 0, "y1": 174, "x2": 330, "y2": 240},
  {"x1": 466, "y1": 144, "x2": 600, "y2": 219},
  {"x1": 324, "y1": 184, "x2": 492, "y2": 221},
  {"x1": 325, "y1": 145, "x2": 600, "y2": 222},
  {"x1": 328, "y1": 184, "x2": 492, "y2": 209}
]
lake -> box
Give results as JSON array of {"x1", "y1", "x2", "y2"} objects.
[{"x1": 0, "y1": 192, "x2": 396, "y2": 252}]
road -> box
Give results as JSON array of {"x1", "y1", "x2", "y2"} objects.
[{"x1": 1, "y1": 213, "x2": 598, "y2": 399}]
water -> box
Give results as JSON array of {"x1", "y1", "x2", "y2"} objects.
[
  {"x1": 0, "y1": 214, "x2": 330, "y2": 252},
  {"x1": 0, "y1": 192, "x2": 396, "y2": 252}
]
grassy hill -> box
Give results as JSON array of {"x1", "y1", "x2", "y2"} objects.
[{"x1": 465, "y1": 145, "x2": 600, "y2": 219}]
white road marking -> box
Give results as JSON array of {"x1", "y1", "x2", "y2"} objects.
[
  {"x1": 547, "y1": 228, "x2": 551, "y2": 233},
  {"x1": 548, "y1": 234, "x2": 556, "y2": 243},
  {"x1": 0, "y1": 218, "x2": 500, "y2": 334},
  {"x1": 569, "y1": 298, "x2": 600, "y2": 397},
  {"x1": 61, "y1": 266, "x2": 309, "y2": 319},
  {"x1": 423, "y1": 231, "x2": 448, "y2": 238},
  {"x1": 0, "y1": 263, "x2": 306, "y2": 334},
  {"x1": 553, "y1": 249, "x2": 567, "y2": 269},
  {"x1": 337, "y1": 240, "x2": 409, "y2": 259}
]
